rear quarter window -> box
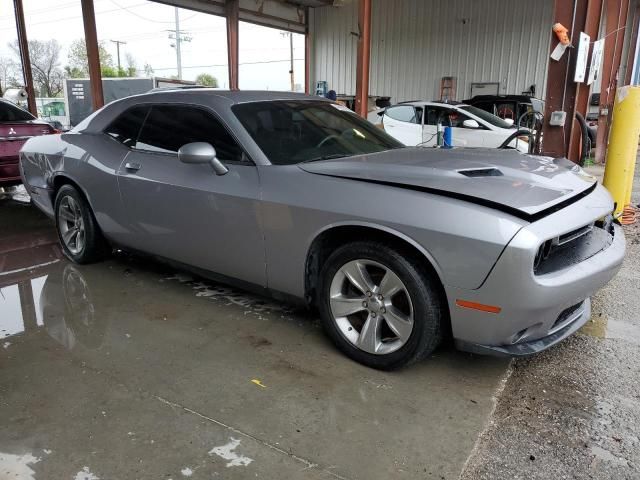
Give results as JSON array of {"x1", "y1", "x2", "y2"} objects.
[
  {"x1": 104, "y1": 106, "x2": 149, "y2": 147},
  {"x1": 0, "y1": 101, "x2": 36, "y2": 122}
]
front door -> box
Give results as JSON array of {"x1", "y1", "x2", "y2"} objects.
[
  {"x1": 116, "y1": 104, "x2": 265, "y2": 286},
  {"x1": 425, "y1": 106, "x2": 486, "y2": 148}
]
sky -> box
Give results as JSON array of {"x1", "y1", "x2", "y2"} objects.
[{"x1": 0, "y1": 0, "x2": 306, "y2": 91}]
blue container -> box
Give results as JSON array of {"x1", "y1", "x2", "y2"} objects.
[{"x1": 443, "y1": 126, "x2": 453, "y2": 148}]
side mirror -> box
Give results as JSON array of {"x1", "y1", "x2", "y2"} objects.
[
  {"x1": 178, "y1": 142, "x2": 229, "y2": 176},
  {"x1": 462, "y1": 119, "x2": 480, "y2": 129},
  {"x1": 503, "y1": 118, "x2": 515, "y2": 127}
]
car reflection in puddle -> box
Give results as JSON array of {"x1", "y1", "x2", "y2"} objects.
[
  {"x1": 40, "y1": 263, "x2": 106, "y2": 350},
  {"x1": 1, "y1": 259, "x2": 107, "y2": 351}
]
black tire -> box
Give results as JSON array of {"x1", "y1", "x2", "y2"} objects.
[
  {"x1": 317, "y1": 241, "x2": 444, "y2": 370},
  {"x1": 54, "y1": 184, "x2": 110, "y2": 264}
]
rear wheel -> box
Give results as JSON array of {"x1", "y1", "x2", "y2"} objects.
[
  {"x1": 318, "y1": 241, "x2": 443, "y2": 370},
  {"x1": 54, "y1": 185, "x2": 110, "y2": 264}
]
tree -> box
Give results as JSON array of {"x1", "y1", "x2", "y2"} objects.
[
  {"x1": 195, "y1": 73, "x2": 218, "y2": 87},
  {"x1": 143, "y1": 63, "x2": 154, "y2": 78},
  {"x1": 124, "y1": 52, "x2": 137, "y2": 77},
  {"x1": 66, "y1": 39, "x2": 113, "y2": 78},
  {"x1": 0, "y1": 56, "x2": 21, "y2": 96},
  {"x1": 9, "y1": 39, "x2": 64, "y2": 97}
]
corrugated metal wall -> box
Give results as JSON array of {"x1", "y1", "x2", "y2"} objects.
[{"x1": 310, "y1": 0, "x2": 554, "y2": 102}]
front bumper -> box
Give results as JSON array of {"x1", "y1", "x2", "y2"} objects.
[
  {"x1": 447, "y1": 185, "x2": 625, "y2": 357},
  {"x1": 456, "y1": 298, "x2": 591, "y2": 356}
]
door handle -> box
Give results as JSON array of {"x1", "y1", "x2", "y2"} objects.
[{"x1": 124, "y1": 162, "x2": 141, "y2": 172}]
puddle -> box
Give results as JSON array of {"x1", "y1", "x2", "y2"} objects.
[
  {"x1": 580, "y1": 314, "x2": 640, "y2": 345},
  {"x1": 580, "y1": 314, "x2": 608, "y2": 338}
]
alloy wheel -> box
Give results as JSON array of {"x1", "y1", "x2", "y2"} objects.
[
  {"x1": 58, "y1": 196, "x2": 85, "y2": 255},
  {"x1": 329, "y1": 259, "x2": 414, "y2": 355}
]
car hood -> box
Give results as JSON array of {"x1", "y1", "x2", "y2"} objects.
[{"x1": 298, "y1": 147, "x2": 598, "y2": 221}]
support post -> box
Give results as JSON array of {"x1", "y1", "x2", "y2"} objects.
[
  {"x1": 541, "y1": 0, "x2": 588, "y2": 158},
  {"x1": 568, "y1": 0, "x2": 603, "y2": 163},
  {"x1": 354, "y1": 0, "x2": 371, "y2": 117},
  {"x1": 13, "y1": 0, "x2": 37, "y2": 116},
  {"x1": 81, "y1": 0, "x2": 104, "y2": 111},
  {"x1": 602, "y1": 86, "x2": 640, "y2": 214},
  {"x1": 595, "y1": 0, "x2": 631, "y2": 163},
  {"x1": 226, "y1": 0, "x2": 239, "y2": 90},
  {"x1": 18, "y1": 280, "x2": 37, "y2": 333},
  {"x1": 305, "y1": 7, "x2": 311, "y2": 94}
]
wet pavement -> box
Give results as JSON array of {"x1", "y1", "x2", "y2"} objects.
[{"x1": 0, "y1": 190, "x2": 509, "y2": 480}]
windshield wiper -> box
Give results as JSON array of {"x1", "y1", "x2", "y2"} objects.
[{"x1": 300, "y1": 153, "x2": 349, "y2": 163}]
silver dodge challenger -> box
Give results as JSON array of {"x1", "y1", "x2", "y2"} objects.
[{"x1": 19, "y1": 90, "x2": 625, "y2": 369}]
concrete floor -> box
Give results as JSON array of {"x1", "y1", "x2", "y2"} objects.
[{"x1": 0, "y1": 192, "x2": 509, "y2": 480}]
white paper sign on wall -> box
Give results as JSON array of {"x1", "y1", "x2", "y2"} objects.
[
  {"x1": 588, "y1": 39, "x2": 605, "y2": 85},
  {"x1": 574, "y1": 32, "x2": 591, "y2": 82}
]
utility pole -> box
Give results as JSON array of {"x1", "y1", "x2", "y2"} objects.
[
  {"x1": 281, "y1": 32, "x2": 295, "y2": 91},
  {"x1": 174, "y1": 7, "x2": 181, "y2": 79},
  {"x1": 110, "y1": 39, "x2": 127, "y2": 72},
  {"x1": 167, "y1": 7, "x2": 191, "y2": 80},
  {"x1": 289, "y1": 32, "x2": 294, "y2": 91}
]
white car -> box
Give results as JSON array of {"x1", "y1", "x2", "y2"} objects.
[{"x1": 379, "y1": 101, "x2": 529, "y2": 153}]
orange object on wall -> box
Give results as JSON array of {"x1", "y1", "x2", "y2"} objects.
[{"x1": 553, "y1": 22, "x2": 571, "y2": 45}]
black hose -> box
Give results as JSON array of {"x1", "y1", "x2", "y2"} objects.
[
  {"x1": 498, "y1": 129, "x2": 532, "y2": 149},
  {"x1": 575, "y1": 112, "x2": 590, "y2": 166}
]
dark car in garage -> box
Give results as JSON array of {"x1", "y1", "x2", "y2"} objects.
[
  {"x1": 0, "y1": 98, "x2": 56, "y2": 187},
  {"x1": 463, "y1": 95, "x2": 544, "y2": 130}
]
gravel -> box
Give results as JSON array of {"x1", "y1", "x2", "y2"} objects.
[{"x1": 461, "y1": 160, "x2": 640, "y2": 480}]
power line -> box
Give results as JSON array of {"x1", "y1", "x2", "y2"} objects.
[
  {"x1": 108, "y1": 0, "x2": 196, "y2": 24},
  {"x1": 0, "y1": 2, "x2": 149, "y2": 30},
  {"x1": 152, "y1": 58, "x2": 304, "y2": 71}
]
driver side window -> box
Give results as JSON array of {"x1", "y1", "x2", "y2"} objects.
[{"x1": 135, "y1": 105, "x2": 245, "y2": 162}]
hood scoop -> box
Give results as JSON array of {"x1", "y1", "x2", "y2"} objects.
[{"x1": 458, "y1": 167, "x2": 503, "y2": 178}]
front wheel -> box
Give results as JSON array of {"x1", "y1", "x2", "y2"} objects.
[
  {"x1": 55, "y1": 185, "x2": 110, "y2": 264},
  {"x1": 318, "y1": 241, "x2": 444, "y2": 370}
]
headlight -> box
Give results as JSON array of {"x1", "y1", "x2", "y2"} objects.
[{"x1": 533, "y1": 239, "x2": 554, "y2": 271}]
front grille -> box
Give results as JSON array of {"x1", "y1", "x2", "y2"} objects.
[
  {"x1": 557, "y1": 223, "x2": 593, "y2": 245},
  {"x1": 550, "y1": 302, "x2": 583, "y2": 332},
  {"x1": 534, "y1": 221, "x2": 614, "y2": 275}
]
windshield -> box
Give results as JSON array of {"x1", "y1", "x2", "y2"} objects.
[
  {"x1": 232, "y1": 100, "x2": 403, "y2": 165},
  {"x1": 459, "y1": 105, "x2": 514, "y2": 129}
]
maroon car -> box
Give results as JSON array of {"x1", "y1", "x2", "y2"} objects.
[{"x1": 1, "y1": 99, "x2": 56, "y2": 187}]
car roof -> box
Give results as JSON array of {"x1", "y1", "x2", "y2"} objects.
[
  {"x1": 463, "y1": 95, "x2": 542, "y2": 103},
  {"x1": 389, "y1": 101, "x2": 470, "y2": 108},
  {"x1": 127, "y1": 88, "x2": 322, "y2": 105}
]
